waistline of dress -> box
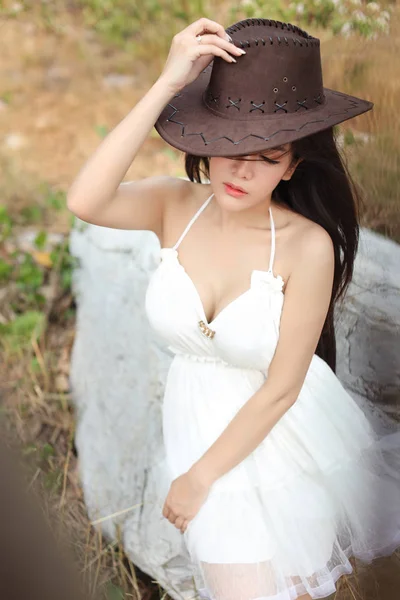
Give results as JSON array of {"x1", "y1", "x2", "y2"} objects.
[{"x1": 171, "y1": 350, "x2": 262, "y2": 372}]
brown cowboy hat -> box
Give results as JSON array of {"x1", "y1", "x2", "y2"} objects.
[{"x1": 154, "y1": 18, "x2": 374, "y2": 157}]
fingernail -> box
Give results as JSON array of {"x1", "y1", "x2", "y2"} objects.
[
  {"x1": 231, "y1": 57, "x2": 237, "y2": 63},
  {"x1": 225, "y1": 33, "x2": 233, "y2": 42},
  {"x1": 238, "y1": 49, "x2": 246, "y2": 54}
]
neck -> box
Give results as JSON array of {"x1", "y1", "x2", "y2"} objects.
[{"x1": 211, "y1": 190, "x2": 274, "y2": 232}]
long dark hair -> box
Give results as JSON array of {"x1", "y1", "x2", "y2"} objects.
[{"x1": 184, "y1": 127, "x2": 364, "y2": 373}]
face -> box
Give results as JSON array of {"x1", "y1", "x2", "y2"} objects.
[{"x1": 209, "y1": 143, "x2": 301, "y2": 210}]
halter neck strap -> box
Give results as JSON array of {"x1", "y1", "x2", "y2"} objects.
[
  {"x1": 268, "y1": 205, "x2": 276, "y2": 273},
  {"x1": 172, "y1": 193, "x2": 214, "y2": 250},
  {"x1": 172, "y1": 192, "x2": 275, "y2": 275}
]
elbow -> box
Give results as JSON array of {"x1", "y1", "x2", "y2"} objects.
[
  {"x1": 273, "y1": 382, "x2": 302, "y2": 407},
  {"x1": 260, "y1": 369, "x2": 306, "y2": 408},
  {"x1": 66, "y1": 194, "x2": 87, "y2": 219},
  {"x1": 66, "y1": 192, "x2": 78, "y2": 214},
  {"x1": 66, "y1": 191, "x2": 81, "y2": 213},
  {"x1": 282, "y1": 389, "x2": 300, "y2": 406},
  {"x1": 66, "y1": 181, "x2": 88, "y2": 215},
  {"x1": 282, "y1": 380, "x2": 305, "y2": 406},
  {"x1": 257, "y1": 381, "x2": 299, "y2": 410}
]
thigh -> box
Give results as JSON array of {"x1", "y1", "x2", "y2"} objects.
[
  {"x1": 200, "y1": 561, "x2": 315, "y2": 600},
  {"x1": 200, "y1": 560, "x2": 277, "y2": 600}
]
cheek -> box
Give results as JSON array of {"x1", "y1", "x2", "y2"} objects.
[
  {"x1": 261, "y1": 162, "x2": 292, "y2": 183},
  {"x1": 257, "y1": 168, "x2": 285, "y2": 188},
  {"x1": 209, "y1": 158, "x2": 229, "y2": 176}
]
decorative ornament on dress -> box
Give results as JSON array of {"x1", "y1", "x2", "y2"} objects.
[
  {"x1": 198, "y1": 320, "x2": 216, "y2": 339},
  {"x1": 251, "y1": 269, "x2": 285, "y2": 293}
]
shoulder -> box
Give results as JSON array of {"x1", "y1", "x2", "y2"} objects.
[
  {"x1": 165, "y1": 178, "x2": 212, "y2": 218},
  {"x1": 180, "y1": 179, "x2": 212, "y2": 207},
  {"x1": 299, "y1": 217, "x2": 333, "y2": 263},
  {"x1": 161, "y1": 178, "x2": 211, "y2": 243},
  {"x1": 284, "y1": 208, "x2": 335, "y2": 282}
]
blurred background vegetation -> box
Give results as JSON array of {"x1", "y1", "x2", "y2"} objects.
[{"x1": 0, "y1": 1, "x2": 399, "y2": 599}]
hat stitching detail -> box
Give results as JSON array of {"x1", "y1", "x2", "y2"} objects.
[
  {"x1": 227, "y1": 98, "x2": 242, "y2": 110},
  {"x1": 209, "y1": 93, "x2": 219, "y2": 105},
  {"x1": 226, "y1": 18, "x2": 316, "y2": 43},
  {"x1": 274, "y1": 102, "x2": 288, "y2": 113},
  {"x1": 201, "y1": 92, "x2": 328, "y2": 121},
  {"x1": 250, "y1": 102, "x2": 265, "y2": 113},
  {"x1": 296, "y1": 100, "x2": 308, "y2": 111},
  {"x1": 202, "y1": 93, "x2": 324, "y2": 113},
  {"x1": 234, "y1": 36, "x2": 318, "y2": 48},
  {"x1": 203, "y1": 93, "x2": 323, "y2": 114},
  {"x1": 163, "y1": 94, "x2": 362, "y2": 146}
]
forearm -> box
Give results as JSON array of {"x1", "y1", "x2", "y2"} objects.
[
  {"x1": 66, "y1": 76, "x2": 178, "y2": 212},
  {"x1": 189, "y1": 383, "x2": 295, "y2": 487}
]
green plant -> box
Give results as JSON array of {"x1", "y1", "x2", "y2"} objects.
[{"x1": 228, "y1": 0, "x2": 393, "y2": 39}]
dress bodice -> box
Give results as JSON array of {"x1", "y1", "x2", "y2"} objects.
[{"x1": 144, "y1": 192, "x2": 285, "y2": 372}]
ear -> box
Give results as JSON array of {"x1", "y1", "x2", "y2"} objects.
[{"x1": 282, "y1": 157, "x2": 303, "y2": 181}]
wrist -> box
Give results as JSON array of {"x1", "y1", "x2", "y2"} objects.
[
  {"x1": 188, "y1": 460, "x2": 217, "y2": 489},
  {"x1": 155, "y1": 76, "x2": 182, "y2": 99}
]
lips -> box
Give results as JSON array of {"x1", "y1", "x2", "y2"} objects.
[{"x1": 225, "y1": 182, "x2": 247, "y2": 193}]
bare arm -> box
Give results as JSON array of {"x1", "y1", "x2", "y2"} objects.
[
  {"x1": 66, "y1": 77, "x2": 180, "y2": 235},
  {"x1": 66, "y1": 18, "x2": 243, "y2": 235},
  {"x1": 189, "y1": 224, "x2": 336, "y2": 487}
]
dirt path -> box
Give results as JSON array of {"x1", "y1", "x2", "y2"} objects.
[{"x1": 0, "y1": 14, "x2": 180, "y2": 224}]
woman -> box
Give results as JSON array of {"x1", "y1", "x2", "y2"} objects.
[{"x1": 67, "y1": 17, "x2": 400, "y2": 600}]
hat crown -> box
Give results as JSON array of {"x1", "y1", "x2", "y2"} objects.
[
  {"x1": 204, "y1": 19, "x2": 325, "y2": 120},
  {"x1": 155, "y1": 17, "x2": 373, "y2": 157}
]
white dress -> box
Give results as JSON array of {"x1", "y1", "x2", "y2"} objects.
[{"x1": 144, "y1": 191, "x2": 400, "y2": 600}]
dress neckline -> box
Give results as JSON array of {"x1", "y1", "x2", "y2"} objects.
[{"x1": 160, "y1": 191, "x2": 284, "y2": 327}]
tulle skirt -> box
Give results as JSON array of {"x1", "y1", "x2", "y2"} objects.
[{"x1": 161, "y1": 353, "x2": 400, "y2": 600}]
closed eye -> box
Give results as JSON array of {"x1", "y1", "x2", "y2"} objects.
[
  {"x1": 261, "y1": 156, "x2": 280, "y2": 165},
  {"x1": 226, "y1": 155, "x2": 281, "y2": 164}
]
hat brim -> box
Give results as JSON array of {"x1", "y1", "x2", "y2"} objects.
[{"x1": 154, "y1": 65, "x2": 373, "y2": 157}]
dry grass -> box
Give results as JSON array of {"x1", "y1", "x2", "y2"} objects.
[
  {"x1": 321, "y1": 7, "x2": 400, "y2": 241},
  {"x1": 1, "y1": 1, "x2": 400, "y2": 599},
  {"x1": 0, "y1": 334, "x2": 168, "y2": 599}
]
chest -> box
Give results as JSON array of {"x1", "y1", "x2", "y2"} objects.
[
  {"x1": 161, "y1": 224, "x2": 282, "y2": 325},
  {"x1": 144, "y1": 249, "x2": 285, "y2": 371}
]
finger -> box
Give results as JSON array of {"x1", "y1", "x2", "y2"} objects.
[
  {"x1": 195, "y1": 34, "x2": 244, "y2": 57},
  {"x1": 181, "y1": 519, "x2": 189, "y2": 534},
  {"x1": 189, "y1": 17, "x2": 228, "y2": 40},
  {"x1": 174, "y1": 516, "x2": 184, "y2": 530},
  {"x1": 191, "y1": 44, "x2": 239, "y2": 64},
  {"x1": 168, "y1": 511, "x2": 179, "y2": 525},
  {"x1": 163, "y1": 506, "x2": 177, "y2": 523}
]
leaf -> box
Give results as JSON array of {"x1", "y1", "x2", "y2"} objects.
[
  {"x1": 95, "y1": 124, "x2": 109, "y2": 138},
  {"x1": 41, "y1": 443, "x2": 55, "y2": 461},
  {"x1": 31, "y1": 250, "x2": 53, "y2": 268},
  {"x1": 105, "y1": 582, "x2": 125, "y2": 600},
  {"x1": 34, "y1": 230, "x2": 48, "y2": 250},
  {"x1": 0, "y1": 259, "x2": 12, "y2": 281}
]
